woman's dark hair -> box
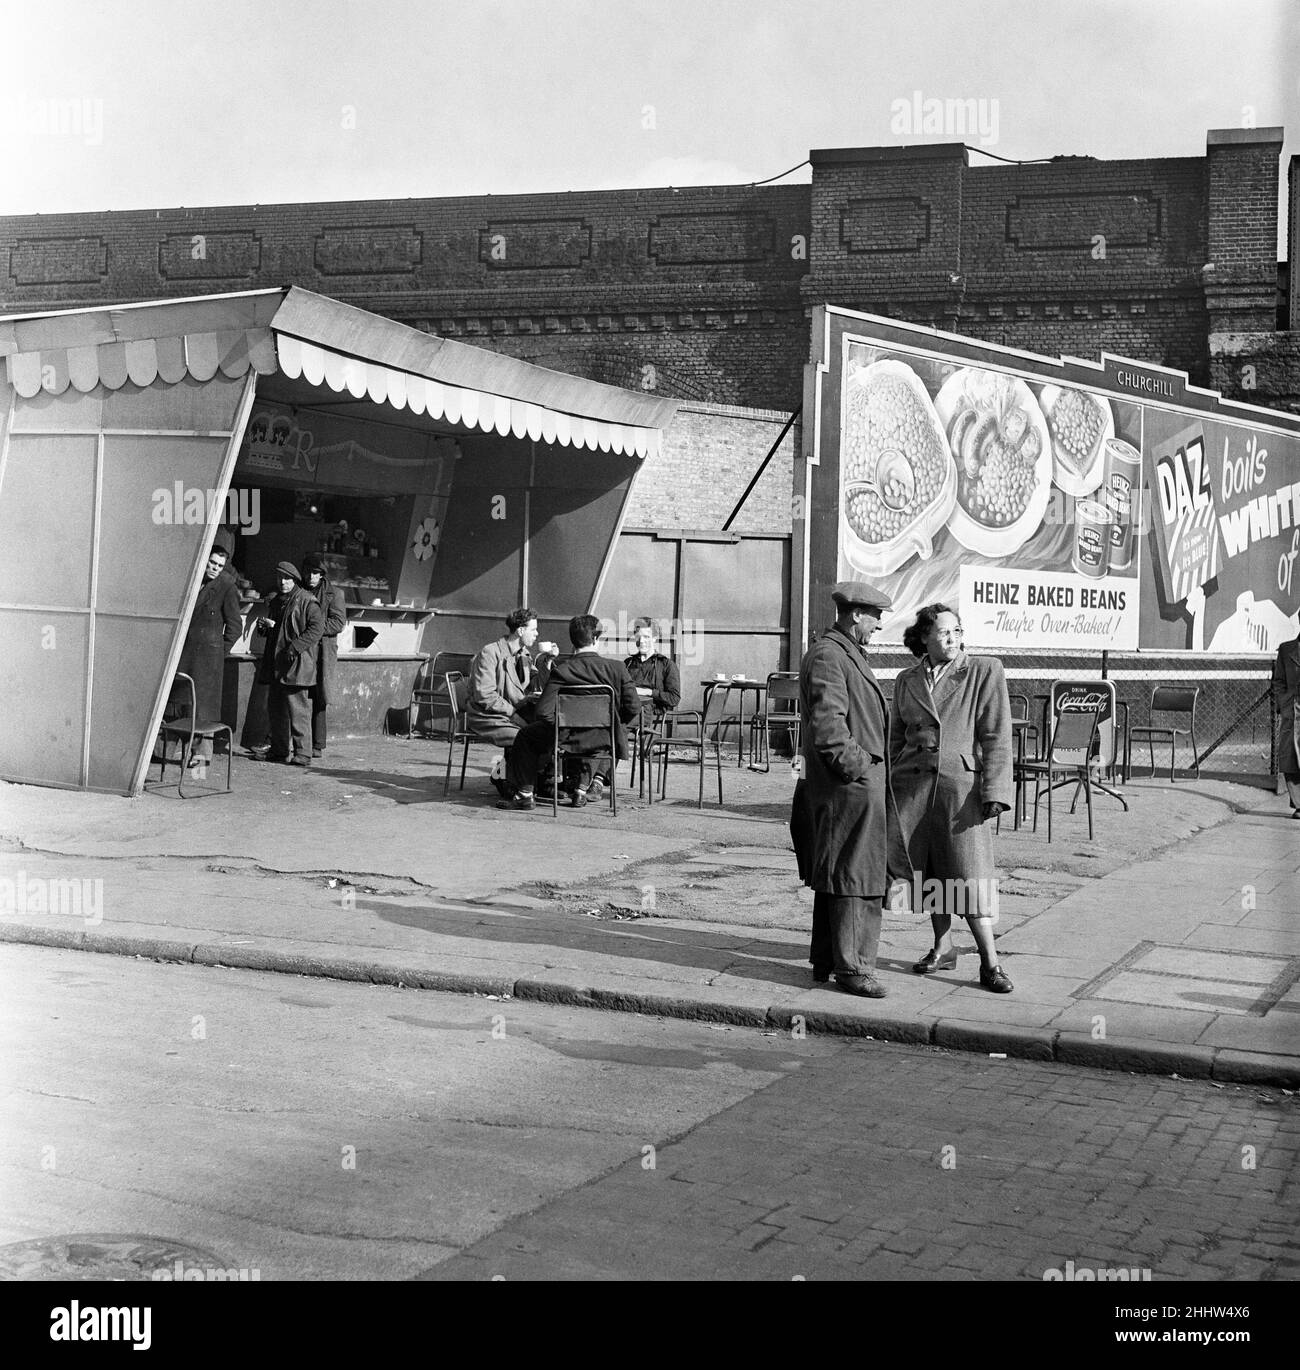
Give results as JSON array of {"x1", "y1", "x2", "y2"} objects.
[
  {"x1": 506, "y1": 606, "x2": 537, "y2": 634},
  {"x1": 902, "y1": 602, "x2": 959, "y2": 658}
]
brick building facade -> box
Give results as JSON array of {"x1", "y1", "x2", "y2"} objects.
[{"x1": 3, "y1": 128, "x2": 1295, "y2": 537}]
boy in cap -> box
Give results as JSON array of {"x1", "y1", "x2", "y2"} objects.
[
  {"x1": 789, "y1": 581, "x2": 911, "y2": 996},
  {"x1": 254, "y1": 561, "x2": 325, "y2": 765}
]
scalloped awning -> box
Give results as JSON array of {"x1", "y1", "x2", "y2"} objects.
[{"x1": 1, "y1": 287, "x2": 678, "y2": 459}]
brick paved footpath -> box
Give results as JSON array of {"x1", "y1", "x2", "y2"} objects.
[{"x1": 419, "y1": 1040, "x2": 1299, "y2": 1282}]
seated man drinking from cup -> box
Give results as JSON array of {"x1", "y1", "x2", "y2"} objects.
[
  {"x1": 499, "y1": 614, "x2": 641, "y2": 810},
  {"x1": 468, "y1": 606, "x2": 558, "y2": 798}
]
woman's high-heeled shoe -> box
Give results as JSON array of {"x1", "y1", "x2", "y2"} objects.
[{"x1": 913, "y1": 946, "x2": 958, "y2": 974}]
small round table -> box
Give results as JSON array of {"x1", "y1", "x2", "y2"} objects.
[{"x1": 699, "y1": 678, "x2": 768, "y2": 767}]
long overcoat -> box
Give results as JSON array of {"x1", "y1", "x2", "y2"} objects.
[
  {"x1": 889, "y1": 651, "x2": 1012, "y2": 889},
  {"x1": 1274, "y1": 635, "x2": 1300, "y2": 775},
  {"x1": 309, "y1": 578, "x2": 348, "y2": 706},
  {"x1": 789, "y1": 625, "x2": 910, "y2": 897},
  {"x1": 176, "y1": 569, "x2": 242, "y2": 722},
  {"x1": 256, "y1": 586, "x2": 324, "y2": 688}
]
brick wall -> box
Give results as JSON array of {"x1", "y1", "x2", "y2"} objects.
[
  {"x1": 3, "y1": 128, "x2": 1295, "y2": 533},
  {"x1": 623, "y1": 402, "x2": 796, "y2": 533}
]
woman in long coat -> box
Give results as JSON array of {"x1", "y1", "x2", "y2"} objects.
[
  {"x1": 175, "y1": 544, "x2": 242, "y2": 763},
  {"x1": 890, "y1": 604, "x2": 1014, "y2": 992},
  {"x1": 1273, "y1": 632, "x2": 1300, "y2": 815}
]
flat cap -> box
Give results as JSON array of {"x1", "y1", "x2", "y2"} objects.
[
  {"x1": 831, "y1": 580, "x2": 892, "y2": 612},
  {"x1": 275, "y1": 560, "x2": 302, "y2": 583}
]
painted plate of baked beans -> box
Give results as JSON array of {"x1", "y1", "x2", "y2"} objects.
[
  {"x1": 1037, "y1": 384, "x2": 1114, "y2": 498},
  {"x1": 934, "y1": 368, "x2": 1053, "y2": 558},
  {"x1": 839, "y1": 360, "x2": 957, "y2": 577}
]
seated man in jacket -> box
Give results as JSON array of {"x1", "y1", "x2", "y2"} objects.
[
  {"x1": 500, "y1": 614, "x2": 641, "y2": 810},
  {"x1": 468, "y1": 608, "x2": 553, "y2": 743}
]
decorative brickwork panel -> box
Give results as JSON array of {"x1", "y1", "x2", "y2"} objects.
[
  {"x1": 158, "y1": 231, "x2": 261, "y2": 279},
  {"x1": 1006, "y1": 193, "x2": 1162, "y2": 250},
  {"x1": 8, "y1": 237, "x2": 107, "y2": 285},
  {"x1": 313, "y1": 226, "x2": 422, "y2": 274},
  {"x1": 839, "y1": 197, "x2": 931, "y2": 253},
  {"x1": 478, "y1": 220, "x2": 591, "y2": 270},
  {"x1": 649, "y1": 213, "x2": 775, "y2": 265}
]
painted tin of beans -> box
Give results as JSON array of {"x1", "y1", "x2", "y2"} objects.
[
  {"x1": 1101, "y1": 438, "x2": 1141, "y2": 571},
  {"x1": 1072, "y1": 498, "x2": 1114, "y2": 578}
]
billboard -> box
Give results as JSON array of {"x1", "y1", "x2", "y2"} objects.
[{"x1": 800, "y1": 308, "x2": 1300, "y2": 655}]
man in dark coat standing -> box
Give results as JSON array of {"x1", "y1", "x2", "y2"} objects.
[
  {"x1": 254, "y1": 561, "x2": 325, "y2": 766},
  {"x1": 789, "y1": 581, "x2": 911, "y2": 997},
  {"x1": 301, "y1": 553, "x2": 348, "y2": 758},
  {"x1": 174, "y1": 542, "x2": 242, "y2": 765}
]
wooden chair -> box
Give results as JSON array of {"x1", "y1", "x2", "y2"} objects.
[
  {"x1": 1018, "y1": 705, "x2": 1103, "y2": 842},
  {"x1": 1126, "y1": 686, "x2": 1200, "y2": 782},
  {"x1": 748, "y1": 672, "x2": 801, "y2": 772},
  {"x1": 147, "y1": 673, "x2": 233, "y2": 799},
  {"x1": 552, "y1": 685, "x2": 617, "y2": 816}
]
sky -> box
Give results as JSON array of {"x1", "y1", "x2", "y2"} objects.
[{"x1": 4, "y1": 0, "x2": 1298, "y2": 253}]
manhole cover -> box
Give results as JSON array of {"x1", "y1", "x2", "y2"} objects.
[{"x1": 0, "y1": 1234, "x2": 236, "y2": 1281}]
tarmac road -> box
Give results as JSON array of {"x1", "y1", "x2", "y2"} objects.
[{"x1": 2, "y1": 943, "x2": 1296, "y2": 1285}]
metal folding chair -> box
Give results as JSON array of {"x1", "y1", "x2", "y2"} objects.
[
  {"x1": 644, "y1": 706, "x2": 725, "y2": 808},
  {"x1": 552, "y1": 685, "x2": 617, "y2": 816},
  {"x1": 748, "y1": 671, "x2": 801, "y2": 772},
  {"x1": 407, "y1": 652, "x2": 474, "y2": 738},
  {"x1": 147, "y1": 673, "x2": 233, "y2": 799},
  {"x1": 1127, "y1": 685, "x2": 1200, "y2": 782},
  {"x1": 1019, "y1": 705, "x2": 1103, "y2": 842}
]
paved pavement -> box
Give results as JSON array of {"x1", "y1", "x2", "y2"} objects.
[
  {"x1": 420, "y1": 1036, "x2": 1300, "y2": 1283},
  {"x1": 5, "y1": 942, "x2": 1294, "y2": 1286},
  {"x1": 1, "y1": 735, "x2": 1296, "y2": 1084}
]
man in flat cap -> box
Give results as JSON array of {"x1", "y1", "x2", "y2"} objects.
[
  {"x1": 789, "y1": 581, "x2": 911, "y2": 996},
  {"x1": 254, "y1": 561, "x2": 325, "y2": 766}
]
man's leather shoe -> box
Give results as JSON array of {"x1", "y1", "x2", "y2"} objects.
[
  {"x1": 835, "y1": 974, "x2": 887, "y2": 998},
  {"x1": 497, "y1": 793, "x2": 536, "y2": 811},
  {"x1": 290, "y1": 755, "x2": 311, "y2": 767},
  {"x1": 979, "y1": 963, "x2": 1014, "y2": 993},
  {"x1": 913, "y1": 946, "x2": 959, "y2": 974},
  {"x1": 812, "y1": 968, "x2": 832, "y2": 983}
]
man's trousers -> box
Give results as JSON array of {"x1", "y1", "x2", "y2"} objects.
[
  {"x1": 810, "y1": 893, "x2": 883, "y2": 977},
  {"x1": 268, "y1": 683, "x2": 313, "y2": 761}
]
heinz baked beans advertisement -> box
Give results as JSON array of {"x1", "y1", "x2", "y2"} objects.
[{"x1": 802, "y1": 307, "x2": 1300, "y2": 655}]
